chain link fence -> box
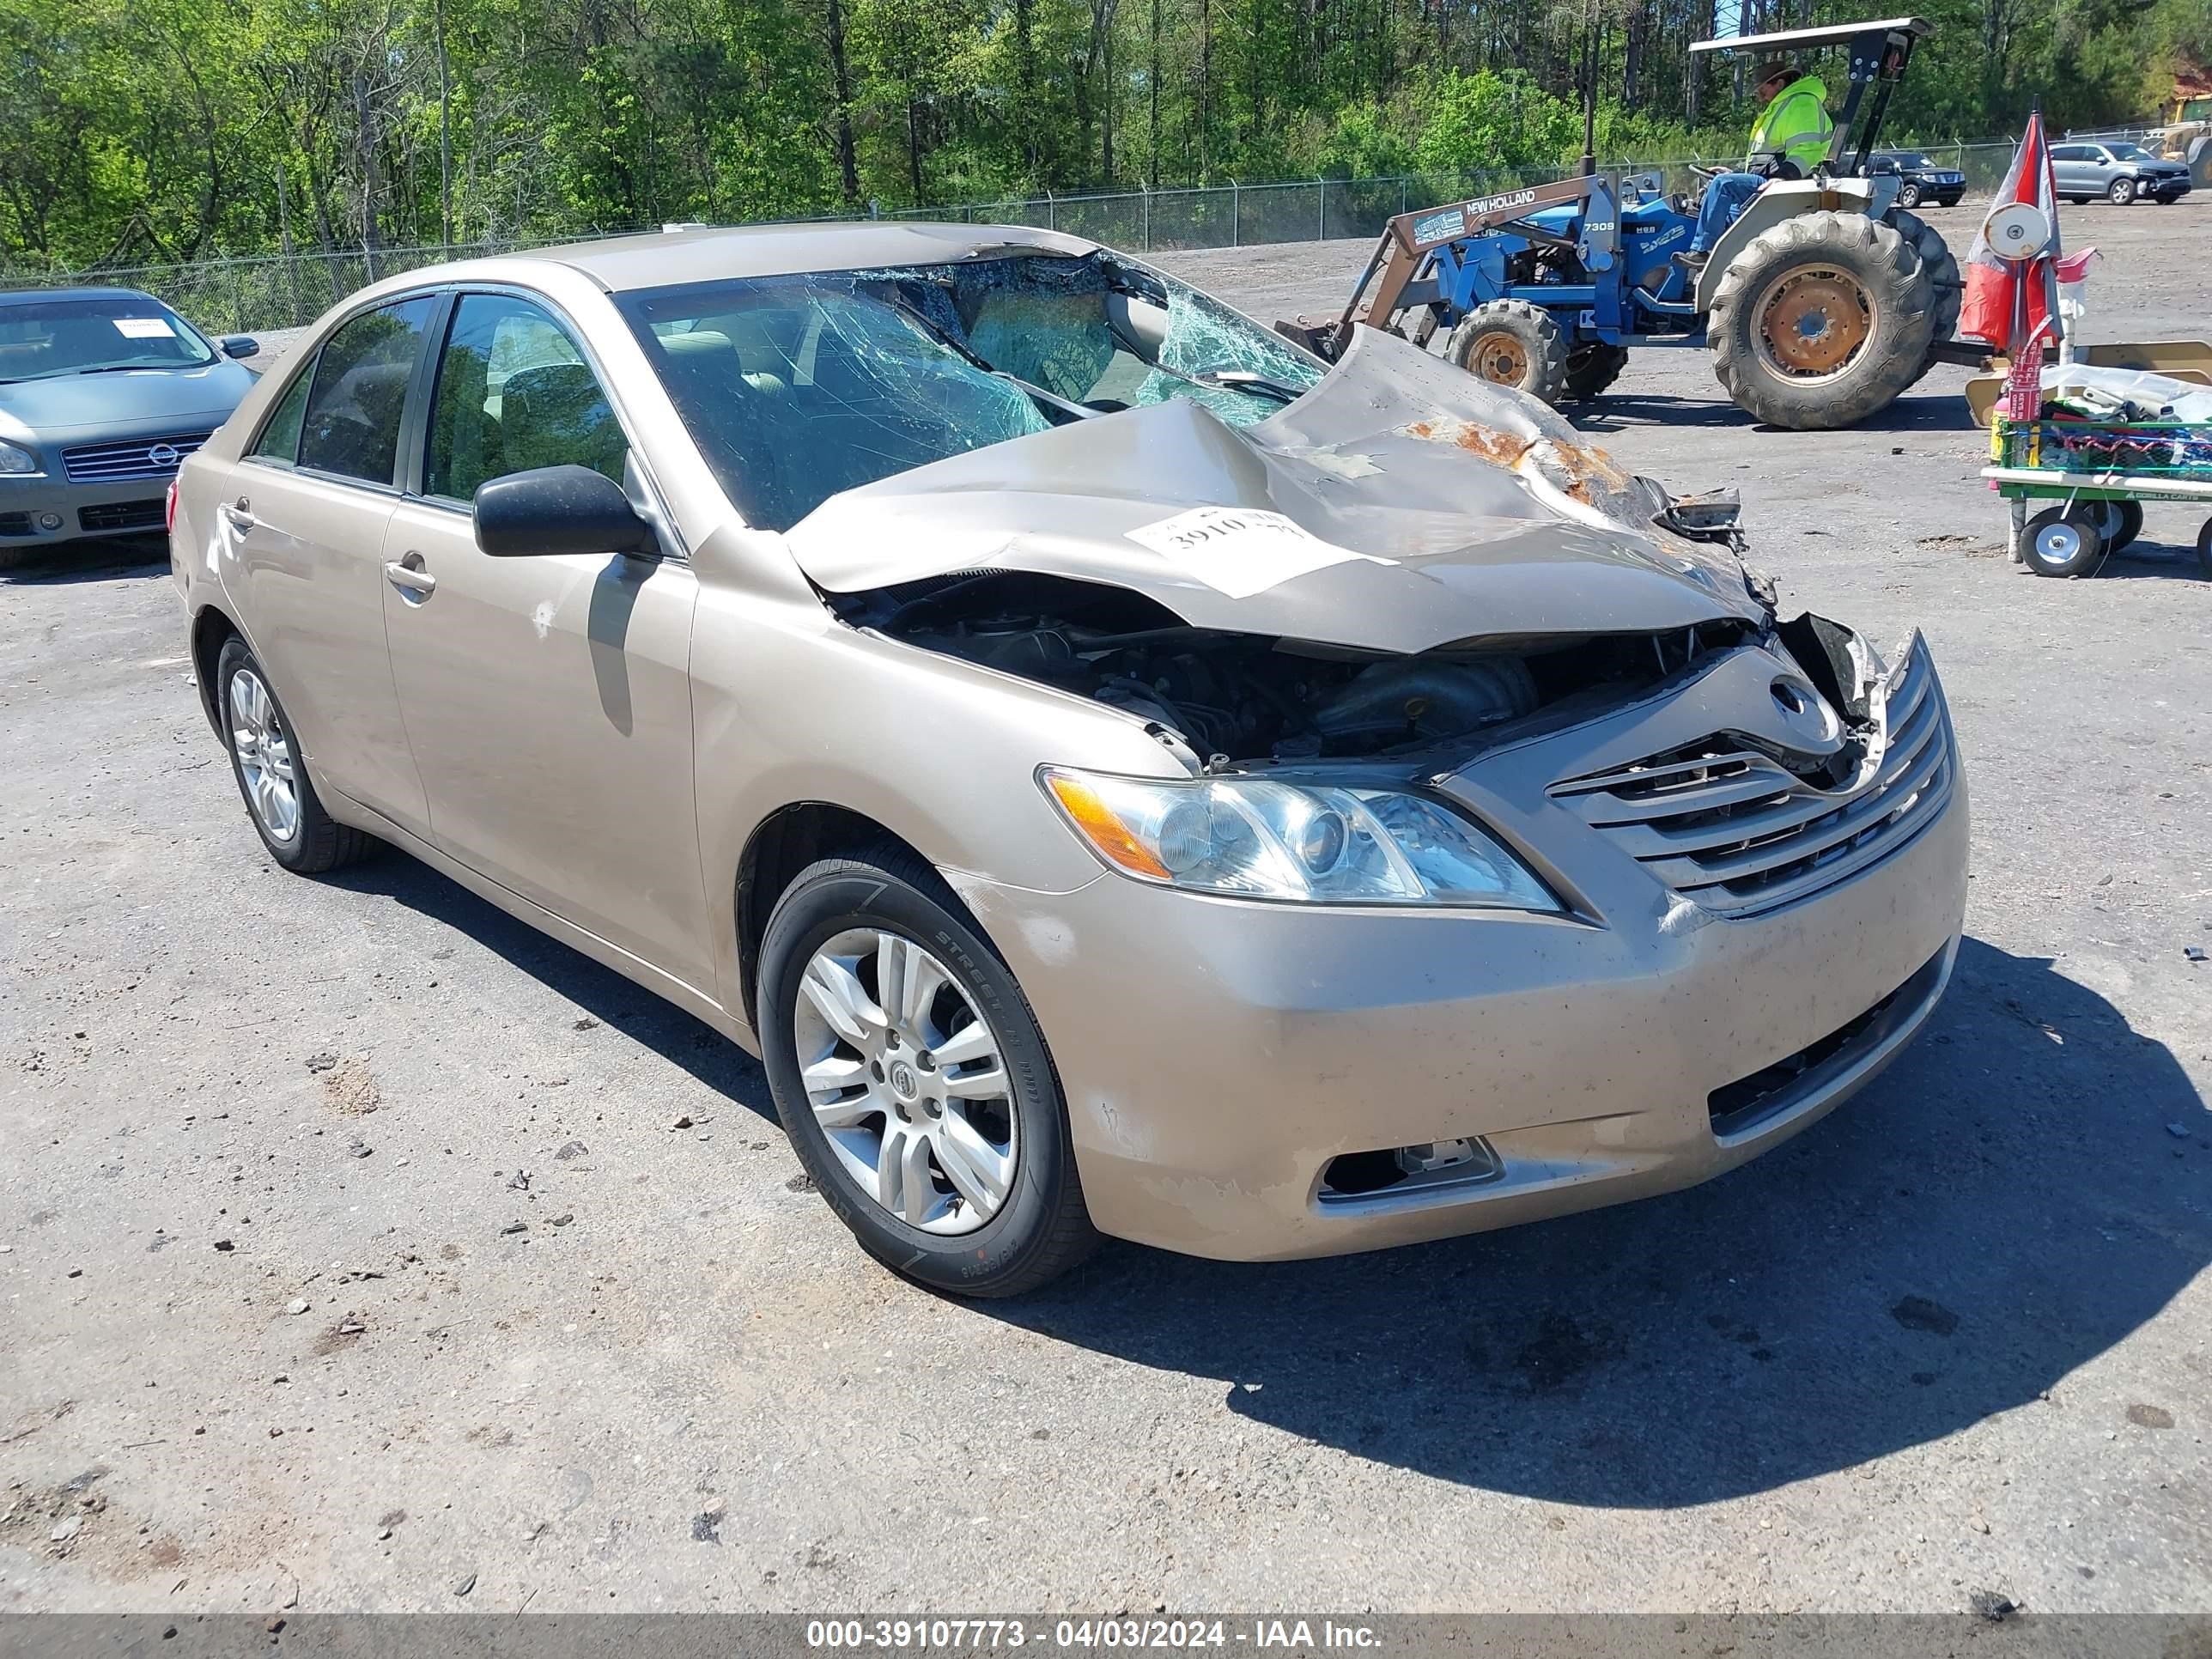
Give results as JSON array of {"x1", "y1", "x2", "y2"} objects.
[{"x1": 3, "y1": 142, "x2": 2024, "y2": 336}]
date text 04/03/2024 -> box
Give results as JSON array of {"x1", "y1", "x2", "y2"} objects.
[{"x1": 802, "y1": 1617, "x2": 1382, "y2": 1649}]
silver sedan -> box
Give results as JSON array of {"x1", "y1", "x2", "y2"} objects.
[{"x1": 2, "y1": 287, "x2": 258, "y2": 553}]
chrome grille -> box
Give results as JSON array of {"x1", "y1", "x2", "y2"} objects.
[
  {"x1": 1552, "y1": 637, "x2": 1954, "y2": 919},
  {"x1": 61, "y1": 430, "x2": 212, "y2": 483}
]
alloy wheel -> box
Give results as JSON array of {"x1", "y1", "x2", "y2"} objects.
[
  {"x1": 791, "y1": 928, "x2": 1017, "y2": 1235},
  {"x1": 228, "y1": 668, "x2": 301, "y2": 843}
]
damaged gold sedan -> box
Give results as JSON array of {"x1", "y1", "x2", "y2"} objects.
[{"x1": 171, "y1": 222, "x2": 1968, "y2": 1295}]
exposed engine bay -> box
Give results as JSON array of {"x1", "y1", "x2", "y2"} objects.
[{"x1": 836, "y1": 570, "x2": 1812, "y2": 768}]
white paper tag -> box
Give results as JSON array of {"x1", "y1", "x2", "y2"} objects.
[
  {"x1": 1125, "y1": 507, "x2": 1386, "y2": 599},
  {"x1": 112, "y1": 317, "x2": 176, "y2": 339}
]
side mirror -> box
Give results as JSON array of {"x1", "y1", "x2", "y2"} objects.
[
  {"x1": 473, "y1": 465, "x2": 660, "y2": 560},
  {"x1": 221, "y1": 335, "x2": 259, "y2": 359}
]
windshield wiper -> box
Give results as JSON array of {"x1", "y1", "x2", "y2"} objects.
[
  {"x1": 881, "y1": 298, "x2": 1096, "y2": 422},
  {"x1": 1190, "y1": 367, "x2": 1303, "y2": 404},
  {"x1": 76, "y1": 361, "x2": 208, "y2": 375}
]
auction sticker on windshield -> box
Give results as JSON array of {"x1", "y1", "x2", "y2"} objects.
[
  {"x1": 1127, "y1": 506, "x2": 1388, "y2": 599},
  {"x1": 112, "y1": 318, "x2": 177, "y2": 338}
]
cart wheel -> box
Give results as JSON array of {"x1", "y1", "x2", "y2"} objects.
[
  {"x1": 2022, "y1": 506, "x2": 2106, "y2": 578},
  {"x1": 2197, "y1": 516, "x2": 2212, "y2": 580},
  {"x1": 2088, "y1": 499, "x2": 2144, "y2": 552}
]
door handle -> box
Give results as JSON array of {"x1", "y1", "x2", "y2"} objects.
[
  {"x1": 222, "y1": 496, "x2": 258, "y2": 532},
  {"x1": 384, "y1": 556, "x2": 437, "y2": 599}
]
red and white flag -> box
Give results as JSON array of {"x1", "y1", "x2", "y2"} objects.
[{"x1": 1960, "y1": 112, "x2": 2062, "y2": 349}]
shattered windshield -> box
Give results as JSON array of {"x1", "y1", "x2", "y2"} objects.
[{"x1": 617, "y1": 252, "x2": 1325, "y2": 532}]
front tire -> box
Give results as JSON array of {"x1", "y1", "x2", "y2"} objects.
[
  {"x1": 2022, "y1": 507, "x2": 2105, "y2": 577},
  {"x1": 1708, "y1": 211, "x2": 1936, "y2": 429},
  {"x1": 1897, "y1": 182, "x2": 1923, "y2": 209},
  {"x1": 1447, "y1": 300, "x2": 1571, "y2": 404},
  {"x1": 757, "y1": 847, "x2": 1099, "y2": 1297},
  {"x1": 214, "y1": 638, "x2": 371, "y2": 874},
  {"x1": 2106, "y1": 177, "x2": 2136, "y2": 205}
]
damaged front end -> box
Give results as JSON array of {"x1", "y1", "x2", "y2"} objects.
[{"x1": 799, "y1": 325, "x2": 1826, "y2": 775}]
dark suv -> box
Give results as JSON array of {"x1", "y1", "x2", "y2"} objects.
[{"x1": 1868, "y1": 150, "x2": 1966, "y2": 208}]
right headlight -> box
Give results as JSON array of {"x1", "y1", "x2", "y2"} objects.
[
  {"x1": 0, "y1": 440, "x2": 41, "y2": 477},
  {"x1": 1040, "y1": 766, "x2": 1560, "y2": 911}
]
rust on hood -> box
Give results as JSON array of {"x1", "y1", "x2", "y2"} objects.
[{"x1": 1403, "y1": 416, "x2": 1635, "y2": 505}]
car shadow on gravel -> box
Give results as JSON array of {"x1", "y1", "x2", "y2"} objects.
[
  {"x1": 0, "y1": 536, "x2": 167, "y2": 583},
  {"x1": 988, "y1": 933, "x2": 2210, "y2": 1507},
  {"x1": 323, "y1": 854, "x2": 775, "y2": 1117}
]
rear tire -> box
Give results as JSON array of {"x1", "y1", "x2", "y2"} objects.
[
  {"x1": 2106, "y1": 177, "x2": 2136, "y2": 205},
  {"x1": 757, "y1": 846, "x2": 1100, "y2": 1297},
  {"x1": 1887, "y1": 208, "x2": 1963, "y2": 386},
  {"x1": 2021, "y1": 507, "x2": 2105, "y2": 578},
  {"x1": 2197, "y1": 516, "x2": 2212, "y2": 580},
  {"x1": 1447, "y1": 300, "x2": 1571, "y2": 404},
  {"x1": 214, "y1": 638, "x2": 372, "y2": 874},
  {"x1": 1562, "y1": 342, "x2": 1630, "y2": 401},
  {"x1": 1708, "y1": 210, "x2": 1936, "y2": 429},
  {"x1": 2089, "y1": 499, "x2": 2143, "y2": 552}
]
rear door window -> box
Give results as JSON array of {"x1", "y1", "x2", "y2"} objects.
[{"x1": 298, "y1": 298, "x2": 436, "y2": 486}]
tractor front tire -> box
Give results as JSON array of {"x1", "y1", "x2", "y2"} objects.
[
  {"x1": 1708, "y1": 210, "x2": 1936, "y2": 430},
  {"x1": 1562, "y1": 342, "x2": 1630, "y2": 401},
  {"x1": 1447, "y1": 301, "x2": 1570, "y2": 405},
  {"x1": 1887, "y1": 207, "x2": 1964, "y2": 386}
]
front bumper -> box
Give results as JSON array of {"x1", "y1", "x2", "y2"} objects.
[
  {"x1": 0, "y1": 475, "x2": 173, "y2": 544},
  {"x1": 957, "y1": 633, "x2": 1970, "y2": 1261},
  {"x1": 2142, "y1": 177, "x2": 2191, "y2": 201}
]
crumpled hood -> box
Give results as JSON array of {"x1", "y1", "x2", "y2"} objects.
[
  {"x1": 0, "y1": 359, "x2": 253, "y2": 441},
  {"x1": 784, "y1": 326, "x2": 1766, "y2": 655}
]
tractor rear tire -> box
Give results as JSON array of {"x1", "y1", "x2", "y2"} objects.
[
  {"x1": 1562, "y1": 342, "x2": 1630, "y2": 401},
  {"x1": 1708, "y1": 210, "x2": 1937, "y2": 430},
  {"x1": 1887, "y1": 207, "x2": 1964, "y2": 386},
  {"x1": 1447, "y1": 301, "x2": 1571, "y2": 405}
]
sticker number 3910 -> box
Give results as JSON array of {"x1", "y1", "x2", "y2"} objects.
[{"x1": 1124, "y1": 506, "x2": 1391, "y2": 599}]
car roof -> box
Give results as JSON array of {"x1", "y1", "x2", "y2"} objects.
[
  {"x1": 488, "y1": 221, "x2": 1101, "y2": 294},
  {"x1": 0, "y1": 286, "x2": 164, "y2": 307}
]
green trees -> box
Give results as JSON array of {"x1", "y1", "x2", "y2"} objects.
[{"x1": 0, "y1": 0, "x2": 2200, "y2": 272}]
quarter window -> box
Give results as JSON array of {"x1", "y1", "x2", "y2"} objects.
[
  {"x1": 425, "y1": 294, "x2": 627, "y2": 501},
  {"x1": 251, "y1": 363, "x2": 315, "y2": 465},
  {"x1": 297, "y1": 298, "x2": 435, "y2": 485}
]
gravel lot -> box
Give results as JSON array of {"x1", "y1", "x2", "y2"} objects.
[{"x1": 3, "y1": 199, "x2": 2209, "y2": 1618}]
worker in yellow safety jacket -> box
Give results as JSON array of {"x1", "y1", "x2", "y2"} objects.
[{"x1": 1682, "y1": 60, "x2": 1836, "y2": 265}]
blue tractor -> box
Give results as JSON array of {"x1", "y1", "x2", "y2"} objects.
[{"x1": 1277, "y1": 17, "x2": 1969, "y2": 430}]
